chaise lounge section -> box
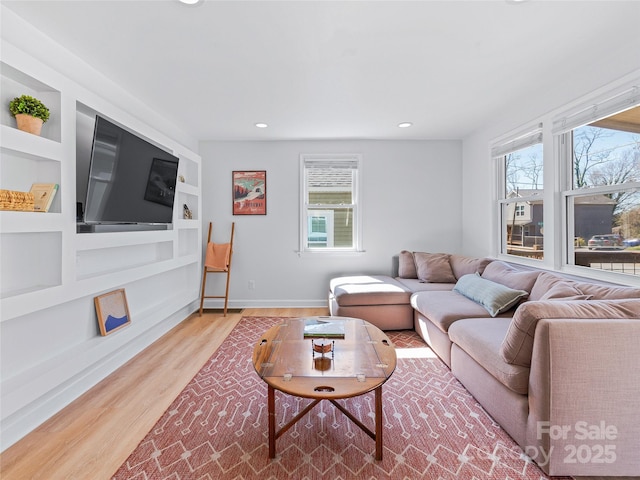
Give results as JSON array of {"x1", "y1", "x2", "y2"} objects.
[{"x1": 329, "y1": 251, "x2": 640, "y2": 476}]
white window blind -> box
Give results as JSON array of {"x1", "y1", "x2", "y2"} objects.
[
  {"x1": 302, "y1": 157, "x2": 359, "y2": 170},
  {"x1": 491, "y1": 123, "x2": 543, "y2": 158},
  {"x1": 552, "y1": 84, "x2": 639, "y2": 135}
]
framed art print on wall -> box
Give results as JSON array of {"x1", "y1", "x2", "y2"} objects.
[
  {"x1": 94, "y1": 289, "x2": 131, "y2": 336},
  {"x1": 232, "y1": 170, "x2": 266, "y2": 215}
]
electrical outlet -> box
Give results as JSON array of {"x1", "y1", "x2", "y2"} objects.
[{"x1": 248, "y1": 280, "x2": 256, "y2": 290}]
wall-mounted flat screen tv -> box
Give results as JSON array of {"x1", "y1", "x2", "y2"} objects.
[{"x1": 83, "y1": 116, "x2": 179, "y2": 226}]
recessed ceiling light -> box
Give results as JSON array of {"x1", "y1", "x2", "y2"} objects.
[
  {"x1": 255, "y1": 123, "x2": 268, "y2": 128},
  {"x1": 178, "y1": 0, "x2": 202, "y2": 5},
  {"x1": 398, "y1": 122, "x2": 413, "y2": 128}
]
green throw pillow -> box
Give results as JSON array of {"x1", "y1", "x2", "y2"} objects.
[{"x1": 453, "y1": 273, "x2": 529, "y2": 317}]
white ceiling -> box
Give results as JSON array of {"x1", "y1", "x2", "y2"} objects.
[{"x1": 3, "y1": 0, "x2": 640, "y2": 141}]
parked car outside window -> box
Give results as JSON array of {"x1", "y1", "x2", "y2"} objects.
[{"x1": 587, "y1": 234, "x2": 624, "y2": 250}]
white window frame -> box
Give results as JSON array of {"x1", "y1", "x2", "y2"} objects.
[
  {"x1": 554, "y1": 84, "x2": 640, "y2": 279},
  {"x1": 493, "y1": 124, "x2": 544, "y2": 259},
  {"x1": 299, "y1": 153, "x2": 363, "y2": 255}
]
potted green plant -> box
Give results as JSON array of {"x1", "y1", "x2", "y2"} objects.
[{"x1": 9, "y1": 94, "x2": 50, "y2": 136}]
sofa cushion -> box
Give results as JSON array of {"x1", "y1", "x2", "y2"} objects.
[
  {"x1": 330, "y1": 275, "x2": 412, "y2": 306},
  {"x1": 398, "y1": 250, "x2": 417, "y2": 279},
  {"x1": 539, "y1": 282, "x2": 591, "y2": 301},
  {"x1": 453, "y1": 274, "x2": 529, "y2": 317},
  {"x1": 500, "y1": 299, "x2": 640, "y2": 367},
  {"x1": 414, "y1": 252, "x2": 456, "y2": 283},
  {"x1": 572, "y1": 282, "x2": 640, "y2": 300},
  {"x1": 481, "y1": 261, "x2": 540, "y2": 294},
  {"x1": 449, "y1": 255, "x2": 493, "y2": 280},
  {"x1": 448, "y1": 317, "x2": 530, "y2": 395},
  {"x1": 396, "y1": 277, "x2": 455, "y2": 292},
  {"x1": 529, "y1": 272, "x2": 592, "y2": 301},
  {"x1": 410, "y1": 290, "x2": 506, "y2": 334}
]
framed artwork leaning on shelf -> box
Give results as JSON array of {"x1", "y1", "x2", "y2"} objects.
[
  {"x1": 30, "y1": 183, "x2": 58, "y2": 212},
  {"x1": 94, "y1": 289, "x2": 131, "y2": 336},
  {"x1": 233, "y1": 170, "x2": 266, "y2": 215}
]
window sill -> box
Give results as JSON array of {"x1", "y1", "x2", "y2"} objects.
[{"x1": 295, "y1": 249, "x2": 366, "y2": 258}]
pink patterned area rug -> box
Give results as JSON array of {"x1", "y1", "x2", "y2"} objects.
[{"x1": 112, "y1": 317, "x2": 563, "y2": 480}]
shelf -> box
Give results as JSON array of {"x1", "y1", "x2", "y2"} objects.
[
  {"x1": 75, "y1": 228, "x2": 175, "y2": 251},
  {"x1": 76, "y1": 241, "x2": 174, "y2": 280},
  {"x1": 173, "y1": 219, "x2": 199, "y2": 229},
  {"x1": 177, "y1": 191, "x2": 199, "y2": 221},
  {"x1": 178, "y1": 156, "x2": 199, "y2": 190},
  {"x1": 1, "y1": 61, "x2": 62, "y2": 143},
  {"x1": 178, "y1": 228, "x2": 199, "y2": 257},
  {"x1": 0, "y1": 126, "x2": 64, "y2": 160},
  {"x1": 0, "y1": 231, "x2": 62, "y2": 299},
  {"x1": 0, "y1": 212, "x2": 63, "y2": 232},
  {"x1": 0, "y1": 256, "x2": 200, "y2": 322},
  {"x1": 176, "y1": 182, "x2": 198, "y2": 196},
  {"x1": 0, "y1": 150, "x2": 61, "y2": 216}
]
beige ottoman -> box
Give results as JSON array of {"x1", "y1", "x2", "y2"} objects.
[{"x1": 329, "y1": 275, "x2": 414, "y2": 330}]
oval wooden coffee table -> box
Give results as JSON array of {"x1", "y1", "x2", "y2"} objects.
[{"x1": 252, "y1": 316, "x2": 397, "y2": 460}]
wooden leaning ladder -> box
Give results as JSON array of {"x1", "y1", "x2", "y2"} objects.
[{"x1": 199, "y1": 222, "x2": 235, "y2": 316}]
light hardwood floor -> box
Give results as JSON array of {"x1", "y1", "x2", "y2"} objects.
[{"x1": 0, "y1": 307, "x2": 328, "y2": 480}]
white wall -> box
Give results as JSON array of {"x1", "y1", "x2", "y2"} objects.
[{"x1": 200, "y1": 139, "x2": 462, "y2": 307}]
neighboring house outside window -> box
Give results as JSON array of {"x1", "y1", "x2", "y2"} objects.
[{"x1": 300, "y1": 154, "x2": 362, "y2": 253}]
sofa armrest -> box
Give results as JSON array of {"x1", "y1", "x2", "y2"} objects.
[{"x1": 527, "y1": 318, "x2": 640, "y2": 476}]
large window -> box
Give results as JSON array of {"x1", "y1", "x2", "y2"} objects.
[
  {"x1": 300, "y1": 154, "x2": 362, "y2": 253},
  {"x1": 494, "y1": 126, "x2": 544, "y2": 260},
  {"x1": 492, "y1": 83, "x2": 640, "y2": 283},
  {"x1": 562, "y1": 105, "x2": 640, "y2": 276}
]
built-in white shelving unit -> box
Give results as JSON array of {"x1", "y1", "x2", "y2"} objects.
[
  {"x1": 0, "y1": 34, "x2": 202, "y2": 449},
  {"x1": 1, "y1": 45, "x2": 202, "y2": 320},
  {"x1": 1, "y1": 59, "x2": 64, "y2": 301}
]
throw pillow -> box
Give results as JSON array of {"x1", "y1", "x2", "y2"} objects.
[
  {"x1": 453, "y1": 273, "x2": 529, "y2": 317},
  {"x1": 414, "y1": 252, "x2": 456, "y2": 283},
  {"x1": 449, "y1": 255, "x2": 493, "y2": 279},
  {"x1": 500, "y1": 299, "x2": 640, "y2": 367},
  {"x1": 398, "y1": 250, "x2": 417, "y2": 278},
  {"x1": 481, "y1": 261, "x2": 540, "y2": 293},
  {"x1": 538, "y1": 282, "x2": 591, "y2": 301},
  {"x1": 572, "y1": 282, "x2": 640, "y2": 300},
  {"x1": 529, "y1": 272, "x2": 569, "y2": 301}
]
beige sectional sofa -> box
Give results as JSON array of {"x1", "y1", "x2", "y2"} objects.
[{"x1": 329, "y1": 252, "x2": 640, "y2": 476}]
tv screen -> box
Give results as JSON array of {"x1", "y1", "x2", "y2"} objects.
[{"x1": 83, "y1": 116, "x2": 179, "y2": 226}]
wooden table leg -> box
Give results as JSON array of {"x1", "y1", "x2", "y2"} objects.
[
  {"x1": 268, "y1": 385, "x2": 276, "y2": 458},
  {"x1": 375, "y1": 386, "x2": 383, "y2": 460}
]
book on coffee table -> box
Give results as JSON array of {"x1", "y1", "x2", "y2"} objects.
[{"x1": 303, "y1": 318, "x2": 345, "y2": 338}]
